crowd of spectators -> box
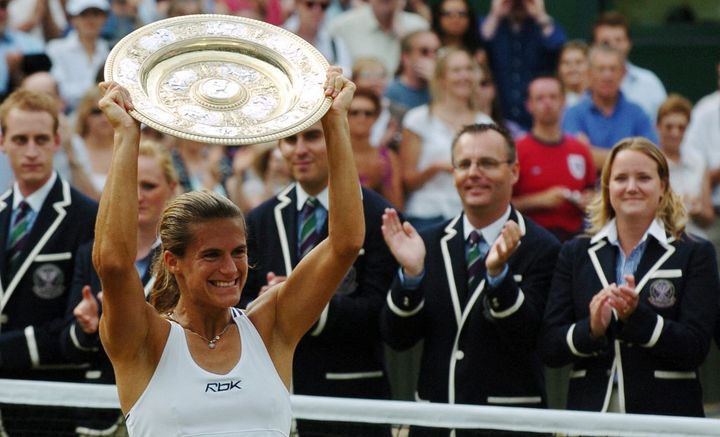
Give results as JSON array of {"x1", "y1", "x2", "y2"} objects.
[{"x1": 1, "y1": 0, "x2": 720, "y2": 435}]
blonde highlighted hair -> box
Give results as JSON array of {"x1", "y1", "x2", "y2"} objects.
[
  {"x1": 586, "y1": 137, "x2": 687, "y2": 239},
  {"x1": 430, "y1": 47, "x2": 478, "y2": 111},
  {"x1": 139, "y1": 140, "x2": 178, "y2": 186}
]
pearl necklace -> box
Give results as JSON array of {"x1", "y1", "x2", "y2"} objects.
[{"x1": 166, "y1": 311, "x2": 233, "y2": 349}]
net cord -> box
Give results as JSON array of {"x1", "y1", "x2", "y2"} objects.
[{"x1": 0, "y1": 379, "x2": 717, "y2": 436}]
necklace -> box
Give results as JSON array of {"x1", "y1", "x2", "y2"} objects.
[{"x1": 166, "y1": 311, "x2": 233, "y2": 349}]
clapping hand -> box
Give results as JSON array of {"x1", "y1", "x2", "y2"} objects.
[
  {"x1": 381, "y1": 208, "x2": 426, "y2": 277},
  {"x1": 485, "y1": 220, "x2": 521, "y2": 277}
]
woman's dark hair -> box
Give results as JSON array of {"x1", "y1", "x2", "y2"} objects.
[{"x1": 430, "y1": 0, "x2": 482, "y2": 53}]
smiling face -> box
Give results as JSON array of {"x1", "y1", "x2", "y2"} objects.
[
  {"x1": 452, "y1": 129, "x2": 518, "y2": 215},
  {"x1": 437, "y1": 50, "x2": 478, "y2": 101},
  {"x1": 608, "y1": 149, "x2": 666, "y2": 223},
  {"x1": 166, "y1": 218, "x2": 248, "y2": 309}
]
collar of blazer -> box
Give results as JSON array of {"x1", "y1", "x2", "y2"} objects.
[
  {"x1": 0, "y1": 188, "x2": 10, "y2": 258},
  {"x1": 441, "y1": 207, "x2": 527, "y2": 327},
  {"x1": 587, "y1": 231, "x2": 676, "y2": 296},
  {"x1": 273, "y1": 183, "x2": 298, "y2": 276},
  {"x1": 0, "y1": 178, "x2": 72, "y2": 310}
]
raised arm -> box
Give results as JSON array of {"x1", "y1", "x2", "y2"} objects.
[
  {"x1": 92, "y1": 83, "x2": 166, "y2": 388},
  {"x1": 249, "y1": 68, "x2": 364, "y2": 353}
]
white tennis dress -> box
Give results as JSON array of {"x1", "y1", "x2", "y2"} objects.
[{"x1": 126, "y1": 308, "x2": 292, "y2": 436}]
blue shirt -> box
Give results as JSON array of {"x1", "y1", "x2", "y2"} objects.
[
  {"x1": 590, "y1": 218, "x2": 668, "y2": 285},
  {"x1": 562, "y1": 92, "x2": 658, "y2": 149},
  {"x1": 384, "y1": 79, "x2": 430, "y2": 113},
  {"x1": 480, "y1": 16, "x2": 566, "y2": 129}
]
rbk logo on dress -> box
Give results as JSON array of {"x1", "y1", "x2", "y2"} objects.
[{"x1": 205, "y1": 380, "x2": 242, "y2": 393}]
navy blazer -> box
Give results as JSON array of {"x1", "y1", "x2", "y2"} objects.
[
  {"x1": 381, "y1": 208, "x2": 560, "y2": 408},
  {"x1": 540, "y1": 231, "x2": 719, "y2": 416},
  {"x1": 0, "y1": 177, "x2": 97, "y2": 380},
  {"x1": 242, "y1": 184, "x2": 396, "y2": 400}
]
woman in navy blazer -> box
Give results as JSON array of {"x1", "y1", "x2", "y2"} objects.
[{"x1": 541, "y1": 137, "x2": 719, "y2": 417}]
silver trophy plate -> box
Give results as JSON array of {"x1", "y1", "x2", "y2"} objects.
[{"x1": 104, "y1": 14, "x2": 332, "y2": 145}]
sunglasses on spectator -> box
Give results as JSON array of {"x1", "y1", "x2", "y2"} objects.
[
  {"x1": 415, "y1": 47, "x2": 438, "y2": 57},
  {"x1": 441, "y1": 10, "x2": 468, "y2": 18},
  {"x1": 304, "y1": 1, "x2": 330, "y2": 11},
  {"x1": 349, "y1": 109, "x2": 377, "y2": 118}
]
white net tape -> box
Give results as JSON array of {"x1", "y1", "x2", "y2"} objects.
[{"x1": 1, "y1": 379, "x2": 718, "y2": 436}]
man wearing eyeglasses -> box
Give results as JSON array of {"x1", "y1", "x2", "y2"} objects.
[{"x1": 381, "y1": 123, "x2": 559, "y2": 436}]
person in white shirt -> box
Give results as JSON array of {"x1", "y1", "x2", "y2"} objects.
[
  {"x1": 46, "y1": 0, "x2": 109, "y2": 112},
  {"x1": 592, "y1": 11, "x2": 666, "y2": 122},
  {"x1": 656, "y1": 94, "x2": 713, "y2": 237},
  {"x1": 327, "y1": 0, "x2": 428, "y2": 79}
]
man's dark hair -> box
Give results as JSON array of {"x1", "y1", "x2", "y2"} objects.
[{"x1": 451, "y1": 123, "x2": 516, "y2": 163}]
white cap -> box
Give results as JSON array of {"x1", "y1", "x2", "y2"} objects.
[{"x1": 66, "y1": 0, "x2": 109, "y2": 16}]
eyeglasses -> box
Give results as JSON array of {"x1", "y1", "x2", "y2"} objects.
[
  {"x1": 349, "y1": 109, "x2": 376, "y2": 118},
  {"x1": 440, "y1": 10, "x2": 468, "y2": 18},
  {"x1": 453, "y1": 157, "x2": 513, "y2": 173},
  {"x1": 304, "y1": 1, "x2": 330, "y2": 11},
  {"x1": 415, "y1": 46, "x2": 438, "y2": 57}
]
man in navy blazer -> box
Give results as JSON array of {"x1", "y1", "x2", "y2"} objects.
[
  {"x1": 0, "y1": 89, "x2": 97, "y2": 433},
  {"x1": 381, "y1": 123, "x2": 559, "y2": 436},
  {"x1": 242, "y1": 121, "x2": 396, "y2": 436}
]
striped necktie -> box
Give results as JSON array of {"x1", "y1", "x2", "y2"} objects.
[
  {"x1": 6, "y1": 201, "x2": 32, "y2": 278},
  {"x1": 467, "y1": 230, "x2": 488, "y2": 291},
  {"x1": 299, "y1": 197, "x2": 321, "y2": 258}
]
